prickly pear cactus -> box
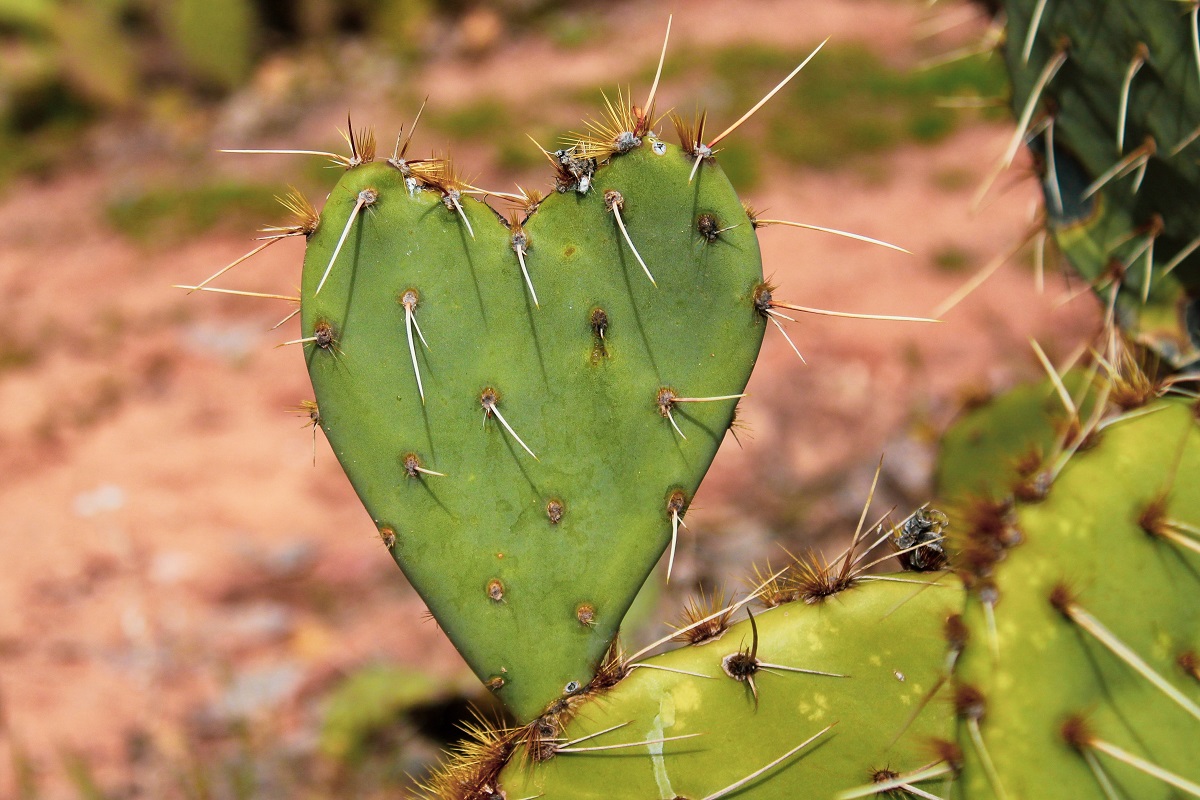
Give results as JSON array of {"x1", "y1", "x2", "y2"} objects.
[
  {"x1": 944, "y1": 384, "x2": 1200, "y2": 798},
  {"x1": 1001, "y1": 0, "x2": 1200, "y2": 368},
  {"x1": 300, "y1": 130, "x2": 764, "y2": 720},
  {"x1": 196, "y1": 9, "x2": 1200, "y2": 797}
]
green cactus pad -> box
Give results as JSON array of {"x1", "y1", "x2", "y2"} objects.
[
  {"x1": 495, "y1": 573, "x2": 959, "y2": 800},
  {"x1": 936, "y1": 371, "x2": 1092, "y2": 506},
  {"x1": 300, "y1": 141, "x2": 764, "y2": 720},
  {"x1": 952, "y1": 397, "x2": 1200, "y2": 799},
  {"x1": 1004, "y1": 0, "x2": 1200, "y2": 368}
]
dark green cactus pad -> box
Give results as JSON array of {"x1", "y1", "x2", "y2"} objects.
[
  {"x1": 300, "y1": 142, "x2": 764, "y2": 720},
  {"x1": 495, "y1": 574, "x2": 959, "y2": 800},
  {"x1": 951, "y1": 397, "x2": 1200, "y2": 799},
  {"x1": 1004, "y1": 0, "x2": 1200, "y2": 368}
]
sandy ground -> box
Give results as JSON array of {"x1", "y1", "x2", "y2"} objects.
[{"x1": 0, "y1": 1, "x2": 1100, "y2": 795}]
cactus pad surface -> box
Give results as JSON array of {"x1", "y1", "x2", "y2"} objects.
[
  {"x1": 951, "y1": 396, "x2": 1200, "y2": 799},
  {"x1": 301, "y1": 141, "x2": 764, "y2": 720}
]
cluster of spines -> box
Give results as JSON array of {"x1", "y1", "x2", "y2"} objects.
[
  {"x1": 412, "y1": 712, "x2": 515, "y2": 800},
  {"x1": 949, "y1": 337, "x2": 1193, "y2": 596}
]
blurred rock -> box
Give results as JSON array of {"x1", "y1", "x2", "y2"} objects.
[
  {"x1": 215, "y1": 602, "x2": 295, "y2": 648},
  {"x1": 257, "y1": 540, "x2": 318, "y2": 577},
  {"x1": 72, "y1": 483, "x2": 126, "y2": 517},
  {"x1": 208, "y1": 661, "x2": 304, "y2": 721}
]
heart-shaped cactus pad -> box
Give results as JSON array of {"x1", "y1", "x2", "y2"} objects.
[{"x1": 300, "y1": 130, "x2": 765, "y2": 720}]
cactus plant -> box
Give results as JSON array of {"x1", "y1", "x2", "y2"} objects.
[
  {"x1": 942, "y1": 18, "x2": 1200, "y2": 792},
  {"x1": 214, "y1": 33, "x2": 872, "y2": 725},
  {"x1": 186, "y1": 5, "x2": 1200, "y2": 797}
]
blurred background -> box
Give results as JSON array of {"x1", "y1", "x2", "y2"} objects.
[{"x1": 0, "y1": 0, "x2": 1100, "y2": 797}]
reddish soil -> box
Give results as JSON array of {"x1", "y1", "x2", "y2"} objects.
[{"x1": 0, "y1": 1, "x2": 1099, "y2": 795}]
